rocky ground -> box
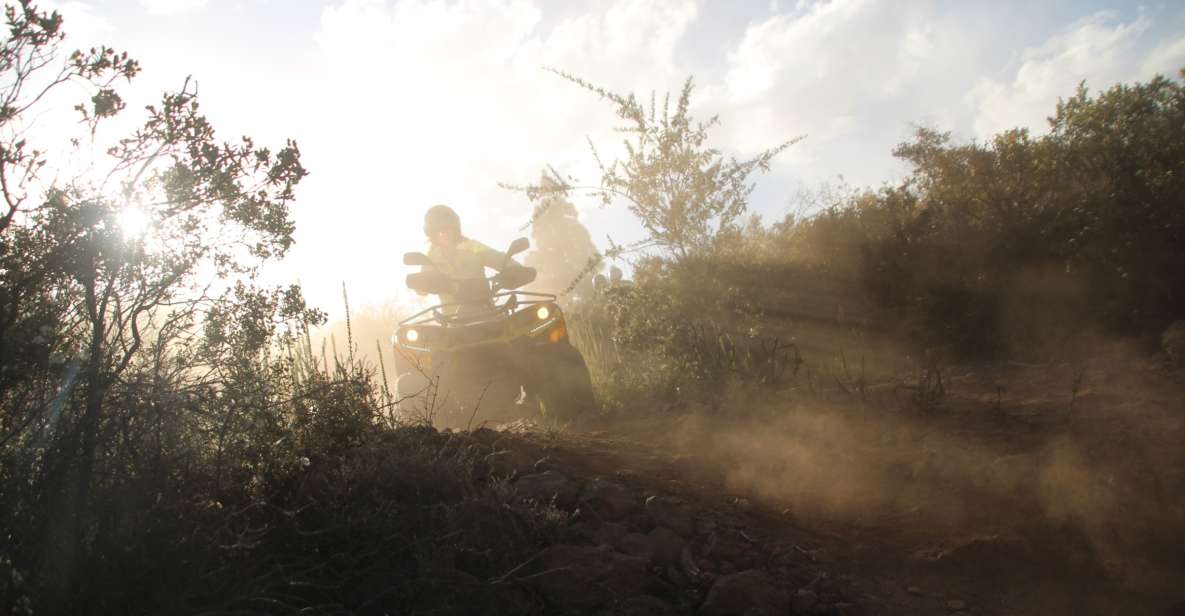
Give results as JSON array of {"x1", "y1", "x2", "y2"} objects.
[
  {"x1": 453, "y1": 347, "x2": 1185, "y2": 615},
  {"x1": 458, "y1": 424, "x2": 846, "y2": 615}
]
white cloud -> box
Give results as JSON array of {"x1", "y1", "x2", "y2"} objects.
[
  {"x1": 721, "y1": 0, "x2": 967, "y2": 185},
  {"x1": 212, "y1": 0, "x2": 1183, "y2": 312},
  {"x1": 966, "y1": 12, "x2": 1151, "y2": 137},
  {"x1": 1142, "y1": 35, "x2": 1185, "y2": 78},
  {"x1": 140, "y1": 0, "x2": 209, "y2": 14},
  {"x1": 719, "y1": 2, "x2": 1185, "y2": 197},
  {"x1": 14, "y1": 0, "x2": 1185, "y2": 317},
  {"x1": 291, "y1": 0, "x2": 699, "y2": 308},
  {"x1": 41, "y1": 1, "x2": 113, "y2": 45}
]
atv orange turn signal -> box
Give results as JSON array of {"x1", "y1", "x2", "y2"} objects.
[
  {"x1": 536, "y1": 306, "x2": 550, "y2": 320},
  {"x1": 548, "y1": 322, "x2": 566, "y2": 343}
]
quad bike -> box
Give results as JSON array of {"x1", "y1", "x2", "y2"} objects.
[{"x1": 391, "y1": 237, "x2": 596, "y2": 427}]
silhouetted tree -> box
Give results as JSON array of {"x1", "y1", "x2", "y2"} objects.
[{"x1": 0, "y1": 3, "x2": 319, "y2": 610}]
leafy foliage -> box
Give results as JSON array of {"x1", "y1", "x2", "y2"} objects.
[
  {"x1": 570, "y1": 252, "x2": 805, "y2": 412},
  {"x1": 845, "y1": 70, "x2": 1185, "y2": 352},
  {"x1": 571, "y1": 69, "x2": 1185, "y2": 410},
  {"x1": 0, "y1": 7, "x2": 575, "y2": 613},
  {"x1": 0, "y1": 2, "x2": 326, "y2": 612},
  {"x1": 542, "y1": 70, "x2": 800, "y2": 259},
  {"x1": 1, "y1": 3, "x2": 1181, "y2": 610}
]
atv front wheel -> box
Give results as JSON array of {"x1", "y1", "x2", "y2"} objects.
[{"x1": 533, "y1": 342, "x2": 596, "y2": 424}]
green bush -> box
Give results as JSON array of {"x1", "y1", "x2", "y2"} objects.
[
  {"x1": 570, "y1": 70, "x2": 1185, "y2": 394},
  {"x1": 771, "y1": 70, "x2": 1183, "y2": 357},
  {"x1": 569, "y1": 254, "x2": 807, "y2": 411}
]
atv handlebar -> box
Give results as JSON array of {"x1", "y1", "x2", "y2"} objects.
[
  {"x1": 491, "y1": 265, "x2": 536, "y2": 291},
  {"x1": 403, "y1": 238, "x2": 535, "y2": 296},
  {"x1": 405, "y1": 266, "x2": 536, "y2": 296}
]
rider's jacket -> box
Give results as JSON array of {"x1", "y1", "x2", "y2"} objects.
[{"x1": 422, "y1": 237, "x2": 506, "y2": 311}]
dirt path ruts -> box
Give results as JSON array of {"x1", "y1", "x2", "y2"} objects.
[{"x1": 528, "y1": 396, "x2": 1184, "y2": 616}]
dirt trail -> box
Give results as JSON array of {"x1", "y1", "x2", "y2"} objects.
[{"x1": 509, "y1": 355, "x2": 1185, "y2": 615}]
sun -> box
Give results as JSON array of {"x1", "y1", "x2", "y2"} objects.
[{"x1": 117, "y1": 206, "x2": 150, "y2": 240}]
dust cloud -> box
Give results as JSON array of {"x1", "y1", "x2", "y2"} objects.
[{"x1": 660, "y1": 349, "x2": 1185, "y2": 592}]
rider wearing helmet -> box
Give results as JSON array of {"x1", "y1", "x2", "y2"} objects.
[
  {"x1": 419, "y1": 204, "x2": 525, "y2": 313},
  {"x1": 409, "y1": 205, "x2": 531, "y2": 418}
]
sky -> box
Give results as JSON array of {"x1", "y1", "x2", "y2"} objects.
[{"x1": 36, "y1": 0, "x2": 1185, "y2": 316}]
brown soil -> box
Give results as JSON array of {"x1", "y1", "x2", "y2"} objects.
[{"x1": 504, "y1": 348, "x2": 1185, "y2": 615}]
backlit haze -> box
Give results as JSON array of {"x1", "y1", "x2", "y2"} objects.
[{"x1": 45, "y1": 0, "x2": 1185, "y2": 319}]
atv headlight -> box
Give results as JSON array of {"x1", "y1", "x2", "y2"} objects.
[
  {"x1": 403, "y1": 328, "x2": 420, "y2": 343},
  {"x1": 536, "y1": 306, "x2": 550, "y2": 320}
]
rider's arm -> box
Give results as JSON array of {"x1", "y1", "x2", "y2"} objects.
[
  {"x1": 473, "y1": 241, "x2": 534, "y2": 289},
  {"x1": 475, "y1": 243, "x2": 512, "y2": 272},
  {"x1": 474, "y1": 241, "x2": 535, "y2": 275},
  {"x1": 417, "y1": 247, "x2": 458, "y2": 296}
]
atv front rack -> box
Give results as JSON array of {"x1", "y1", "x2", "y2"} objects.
[
  {"x1": 399, "y1": 291, "x2": 557, "y2": 328},
  {"x1": 392, "y1": 291, "x2": 566, "y2": 354}
]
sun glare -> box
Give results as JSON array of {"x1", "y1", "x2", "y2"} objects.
[{"x1": 118, "y1": 206, "x2": 150, "y2": 240}]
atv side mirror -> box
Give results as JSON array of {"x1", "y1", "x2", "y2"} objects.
[
  {"x1": 507, "y1": 237, "x2": 529, "y2": 257},
  {"x1": 403, "y1": 252, "x2": 431, "y2": 266}
]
